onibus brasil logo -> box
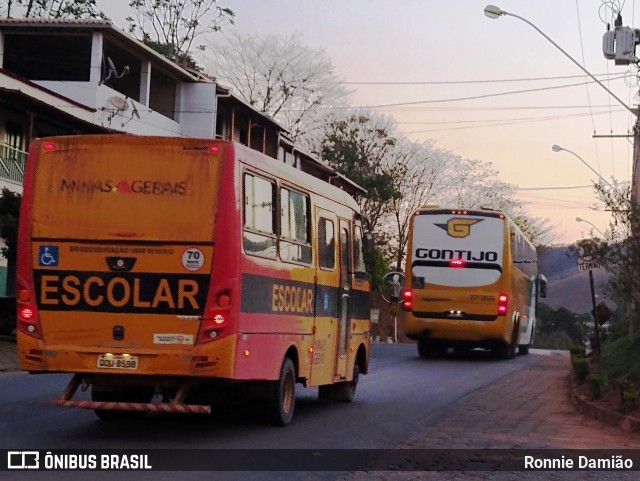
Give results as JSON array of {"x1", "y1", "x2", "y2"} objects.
[{"x1": 435, "y1": 218, "x2": 483, "y2": 238}]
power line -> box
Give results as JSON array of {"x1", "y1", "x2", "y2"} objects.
[
  {"x1": 517, "y1": 185, "x2": 594, "y2": 191},
  {"x1": 341, "y1": 73, "x2": 621, "y2": 85},
  {"x1": 354, "y1": 75, "x2": 630, "y2": 110}
]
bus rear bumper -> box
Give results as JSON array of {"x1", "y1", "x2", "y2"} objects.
[{"x1": 405, "y1": 315, "x2": 511, "y2": 344}]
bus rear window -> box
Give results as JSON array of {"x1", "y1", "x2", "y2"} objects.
[{"x1": 411, "y1": 214, "x2": 504, "y2": 288}]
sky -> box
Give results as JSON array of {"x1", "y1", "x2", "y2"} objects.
[{"x1": 97, "y1": 0, "x2": 640, "y2": 245}]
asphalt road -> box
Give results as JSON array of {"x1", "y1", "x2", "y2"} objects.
[{"x1": 0, "y1": 342, "x2": 544, "y2": 480}]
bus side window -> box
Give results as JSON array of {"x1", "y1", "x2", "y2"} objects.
[
  {"x1": 243, "y1": 173, "x2": 277, "y2": 258},
  {"x1": 318, "y1": 217, "x2": 335, "y2": 269},
  {"x1": 279, "y1": 187, "x2": 311, "y2": 264}
]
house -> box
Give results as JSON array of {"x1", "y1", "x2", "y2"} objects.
[{"x1": 0, "y1": 18, "x2": 365, "y2": 301}]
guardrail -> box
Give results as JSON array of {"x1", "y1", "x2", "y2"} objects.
[{"x1": 0, "y1": 145, "x2": 26, "y2": 184}]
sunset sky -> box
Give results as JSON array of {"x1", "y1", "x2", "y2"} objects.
[{"x1": 98, "y1": 0, "x2": 640, "y2": 245}]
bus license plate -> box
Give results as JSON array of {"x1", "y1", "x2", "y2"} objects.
[{"x1": 96, "y1": 354, "x2": 139, "y2": 370}]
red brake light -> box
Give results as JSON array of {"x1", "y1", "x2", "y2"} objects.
[
  {"x1": 497, "y1": 293, "x2": 509, "y2": 315},
  {"x1": 401, "y1": 288, "x2": 413, "y2": 310},
  {"x1": 43, "y1": 142, "x2": 55, "y2": 151},
  {"x1": 19, "y1": 307, "x2": 34, "y2": 320},
  {"x1": 449, "y1": 259, "x2": 465, "y2": 268},
  {"x1": 210, "y1": 145, "x2": 220, "y2": 154},
  {"x1": 196, "y1": 310, "x2": 229, "y2": 344}
]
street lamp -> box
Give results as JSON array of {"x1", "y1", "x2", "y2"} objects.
[
  {"x1": 483, "y1": 5, "x2": 636, "y2": 116},
  {"x1": 551, "y1": 144, "x2": 616, "y2": 190},
  {"x1": 576, "y1": 216, "x2": 606, "y2": 237}
]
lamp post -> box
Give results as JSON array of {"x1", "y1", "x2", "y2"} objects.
[
  {"x1": 484, "y1": 4, "x2": 640, "y2": 334},
  {"x1": 576, "y1": 216, "x2": 606, "y2": 237},
  {"x1": 483, "y1": 5, "x2": 636, "y2": 116},
  {"x1": 552, "y1": 145, "x2": 616, "y2": 191}
]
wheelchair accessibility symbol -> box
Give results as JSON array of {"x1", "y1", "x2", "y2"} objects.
[{"x1": 39, "y1": 246, "x2": 59, "y2": 267}]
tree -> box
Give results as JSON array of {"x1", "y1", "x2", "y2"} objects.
[
  {"x1": 592, "y1": 180, "x2": 640, "y2": 333},
  {"x1": 318, "y1": 110, "x2": 400, "y2": 231},
  {"x1": 203, "y1": 32, "x2": 351, "y2": 142},
  {"x1": 383, "y1": 139, "x2": 450, "y2": 271},
  {"x1": 436, "y1": 155, "x2": 554, "y2": 245},
  {"x1": 126, "y1": 0, "x2": 234, "y2": 68},
  {"x1": 2, "y1": 0, "x2": 104, "y2": 18},
  {"x1": 0, "y1": 188, "x2": 21, "y2": 297}
]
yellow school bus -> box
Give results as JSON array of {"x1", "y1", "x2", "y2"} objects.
[
  {"x1": 16, "y1": 135, "x2": 372, "y2": 425},
  {"x1": 401, "y1": 207, "x2": 546, "y2": 359}
]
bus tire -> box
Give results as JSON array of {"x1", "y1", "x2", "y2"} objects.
[
  {"x1": 518, "y1": 344, "x2": 530, "y2": 355},
  {"x1": 269, "y1": 357, "x2": 296, "y2": 427},
  {"x1": 319, "y1": 363, "x2": 360, "y2": 402},
  {"x1": 417, "y1": 337, "x2": 432, "y2": 359},
  {"x1": 498, "y1": 322, "x2": 518, "y2": 360}
]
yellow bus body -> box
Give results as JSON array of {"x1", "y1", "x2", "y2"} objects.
[{"x1": 401, "y1": 207, "x2": 540, "y2": 359}]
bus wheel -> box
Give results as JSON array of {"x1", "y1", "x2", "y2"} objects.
[
  {"x1": 518, "y1": 344, "x2": 530, "y2": 355},
  {"x1": 417, "y1": 337, "x2": 433, "y2": 359},
  {"x1": 269, "y1": 357, "x2": 296, "y2": 426},
  {"x1": 319, "y1": 363, "x2": 360, "y2": 402},
  {"x1": 498, "y1": 323, "x2": 518, "y2": 360}
]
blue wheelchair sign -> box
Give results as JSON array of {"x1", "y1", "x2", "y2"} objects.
[{"x1": 39, "y1": 246, "x2": 59, "y2": 267}]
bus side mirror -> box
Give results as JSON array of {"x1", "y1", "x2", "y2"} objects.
[
  {"x1": 538, "y1": 274, "x2": 548, "y2": 298},
  {"x1": 363, "y1": 233, "x2": 374, "y2": 272}
]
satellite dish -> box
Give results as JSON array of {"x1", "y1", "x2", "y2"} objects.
[{"x1": 109, "y1": 96, "x2": 128, "y2": 110}]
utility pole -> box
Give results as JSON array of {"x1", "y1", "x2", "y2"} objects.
[
  {"x1": 631, "y1": 115, "x2": 640, "y2": 334},
  {"x1": 602, "y1": 12, "x2": 640, "y2": 334}
]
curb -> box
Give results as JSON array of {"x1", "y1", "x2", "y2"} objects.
[{"x1": 568, "y1": 375, "x2": 640, "y2": 433}]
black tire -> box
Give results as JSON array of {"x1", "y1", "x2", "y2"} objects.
[
  {"x1": 498, "y1": 322, "x2": 518, "y2": 360},
  {"x1": 269, "y1": 357, "x2": 296, "y2": 426},
  {"x1": 318, "y1": 362, "x2": 360, "y2": 402},
  {"x1": 0, "y1": 311, "x2": 14, "y2": 335},
  {"x1": 518, "y1": 344, "x2": 530, "y2": 355},
  {"x1": 417, "y1": 337, "x2": 432, "y2": 359}
]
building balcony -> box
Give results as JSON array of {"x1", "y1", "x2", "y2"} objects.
[{"x1": 0, "y1": 145, "x2": 26, "y2": 184}]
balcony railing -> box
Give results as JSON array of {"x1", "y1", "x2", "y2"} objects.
[{"x1": 0, "y1": 145, "x2": 26, "y2": 184}]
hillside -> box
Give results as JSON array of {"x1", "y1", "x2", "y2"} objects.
[{"x1": 537, "y1": 245, "x2": 613, "y2": 314}]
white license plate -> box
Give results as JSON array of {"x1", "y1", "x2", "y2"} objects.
[{"x1": 96, "y1": 355, "x2": 139, "y2": 370}]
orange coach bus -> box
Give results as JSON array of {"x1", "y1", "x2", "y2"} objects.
[{"x1": 16, "y1": 135, "x2": 373, "y2": 426}]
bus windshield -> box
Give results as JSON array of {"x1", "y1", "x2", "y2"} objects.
[{"x1": 411, "y1": 213, "x2": 504, "y2": 288}]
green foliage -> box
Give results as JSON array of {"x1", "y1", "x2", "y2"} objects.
[
  {"x1": 571, "y1": 355, "x2": 589, "y2": 383},
  {"x1": 586, "y1": 373, "x2": 603, "y2": 400},
  {"x1": 2, "y1": 0, "x2": 105, "y2": 19},
  {"x1": 141, "y1": 38, "x2": 203, "y2": 71},
  {"x1": 535, "y1": 303, "x2": 587, "y2": 347},
  {"x1": 127, "y1": 0, "x2": 234, "y2": 64},
  {"x1": 570, "y1": 346, "x2": 587, "y2": 358},
  {"x1": 599, "y1": 334, "x2": 640, "y2": 383},
  {"x1": 322, "y1": 116, "x2": 398, "y2": 195},
  {"x1": 370, "y1": 248, "x2": 389, "y2": 292},
  {"x1": 0, "y1": 189, "x2": 20, "y2": 260},
  {"x1": 618, "y1": 379, "x2": 640, "y2": 413}
]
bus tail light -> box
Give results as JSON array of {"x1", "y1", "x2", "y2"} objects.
[
  {"x1": 401, "y1": 288, "x2": 413, "y2": 311},
  {"x1": 449, "y1": 259, "x2": 465, "y2": 268},
  {"x1": 197, "y1": 311, "x2": 228, "y2": 344},
  {"x1": 17, "y1": 286, "x2": 43, "y2": 339},
  {"x1": 497, "y1": 293, "x2": 509, "y2": 316}
]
